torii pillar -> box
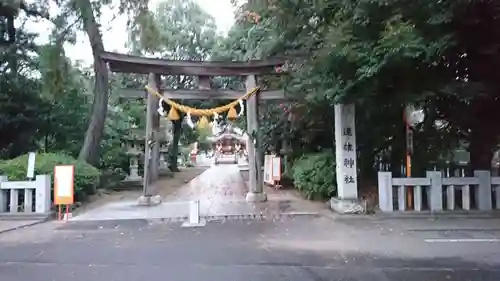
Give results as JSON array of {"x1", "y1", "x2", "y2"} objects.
[
  {"x1": 245, "y1": 75, "x2": 266, "y2": 202},
  {"x1": 138, "y1": 73, "x2": 162, "y2": 206}
]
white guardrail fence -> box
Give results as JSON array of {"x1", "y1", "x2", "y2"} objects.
[{"x1": 378, "y1": 170, "x2": 500, "y2": 212}]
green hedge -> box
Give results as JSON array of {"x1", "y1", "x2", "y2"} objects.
[
  {"x1": 0, "y1": 153, "x2": 101, "y2": 201},
  {"x1": 291, "y1": 150, "x2": 336, "y2": 200}
]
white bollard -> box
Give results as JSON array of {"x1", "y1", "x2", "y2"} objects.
[
  {"x1": 189, "y1": 200, "x2": 200, "y2": 224},
  {"x1": 182, "y1": 200, "x2": 206, "y2": 227},
  {"x1": 62, "y1": 212, "x2": 73, "y2": 221}
]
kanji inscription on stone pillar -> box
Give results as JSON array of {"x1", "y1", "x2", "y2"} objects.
[{"x1": 334, "y1": 104, "x2": 358, "y2": 199}]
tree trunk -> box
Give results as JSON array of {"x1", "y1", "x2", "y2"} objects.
[
  {"x1": 468, "y1": 130, "x2": 495, "y2": 171},
  {"x1": 169, "y1": 119, "x2": 182, "y2": 172},
  {"x1": 76, "y1": 0, "x2": 109, "y2": 166},
  {"x1": 467, "y1": 99, "x2": 499, "y2": 171}
]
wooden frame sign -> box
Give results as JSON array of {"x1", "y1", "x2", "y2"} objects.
[
  {"x1": 54, "y1": 165, "x2": 75, "y2": 205},
  {"x1": 271, "y1": 156, "x2": 282, "y2": 181}
]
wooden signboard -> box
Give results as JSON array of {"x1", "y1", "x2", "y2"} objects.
[
  {"x1": 54, "y1": 165, "x2": 74, "y2": 220},
  {"x1": 264, "y1": 155, "x2": 273, "y2": 185},
  {"x1": 263, "y1": 155, "x2": 282, "y2": 186},
  {"x1": 272, "y1": 156, "x2": 281, "y2": 181}
]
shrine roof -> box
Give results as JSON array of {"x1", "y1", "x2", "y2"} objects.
[
  {"x1": 207, "y1": 133, "x2": 247, "y2": 143},
  {"x1": 100, "y1": 52, "x2": 289, "y2": 76}
]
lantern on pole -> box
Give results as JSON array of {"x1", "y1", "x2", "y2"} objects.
[{"x1": 403, "y1": 105, "x2": 425, "y2": 209}]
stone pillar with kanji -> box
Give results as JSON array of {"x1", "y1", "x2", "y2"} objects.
[{"x1": 330, "y1": 104, "x2": 364, "y2": 214}]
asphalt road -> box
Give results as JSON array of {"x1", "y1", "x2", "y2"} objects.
[{"x1": 1, "y1": 216, "x2": 499, "y2": 281}]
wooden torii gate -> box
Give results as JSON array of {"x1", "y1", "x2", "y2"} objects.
[{"x1": 101, "y1": 52, "x2": 287, "y2": 205}]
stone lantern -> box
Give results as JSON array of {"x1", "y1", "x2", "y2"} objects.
[
  {"x1": 125, "y1": 141, "x2": 143, "y2": 182},
  {"x1": 159, "y1": 143, "x2": 174, "y2": 177},
  {"x1": 279, "y1": 139, "x2": 292, "y2": 175},
  {"x1": 158, "y1": 118, "x2": 173, "y2": 177},
  {"x1": 124, "y1": 125, "x2": 144, "y2": 183}
]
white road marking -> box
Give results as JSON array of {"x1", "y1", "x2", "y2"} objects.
[{"x1": 424, "y1": 238, "x2": 500, "y2": 243}]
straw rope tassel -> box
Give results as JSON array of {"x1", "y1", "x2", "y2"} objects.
[
  {"x1": 167, "y1": 107, "x2": 180, "y2": 120},
  {"x1": 227, "y1": 106, "x2": 237, "y2": 120},
  {"x1": 197, "y1": 116, "x2": 209, "y2": 129}
]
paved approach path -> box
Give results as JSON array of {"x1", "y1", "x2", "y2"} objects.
[
  {"x1": 165, "y1": 164, "x2": 247, "y2": 204},
  {"x1": 72, "y1": 164, "x2": 323, "y2": 222}
]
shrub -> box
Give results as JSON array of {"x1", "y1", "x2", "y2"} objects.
[
  {"x1": 0, "y1": 153, "x2": 101, "y2": 201},
  {"x1": 99, "y1": 145, "x2": 128, "y2": 188},
  {"x1": 291, "y1": 150, "x2": 336, "y2": 200}
]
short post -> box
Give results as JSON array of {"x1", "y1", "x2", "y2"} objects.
[
  {"x1": 10, "y1": 188, "x2": 18, "y2": 213},
  {"x1": 377, "y1": 172, "x2": 393, "y2": 212},
  {"x1": 462, "y1": 185, "x2": 471, "y2": 210},
  {"x1": 474, "y1": 170, "x2": 492, "y2": 211},
  {"x1": 0, "y1": 176, "x2": 7, "y2": 212},
  {"x1": 495, "y1": 185, "x2": 500, "y2": 210},
  {"x1": 446, "y1": 185, "x2": 455, "y2": 210},
  {"x1": 427, "y1": 171, "x2": 443, "y2": 212},
  {"x1": 190, "y1": 200, "x2": 199, "y2": 224},
  {"x1": 182, "y1": 200, "x2": 206, "y2": 227},
  {"x1": 24, "y1": 188, "x2": 33, "y2": 213},
  {"x1": 397, "y1": 185, "x2": 406, "y2": 211},
  {"x1": 414, "y1": 185, "x2": 422, "y2": 211},
  {"x1": 35, "y1": 175, "x2": 51, "y2": 214}
]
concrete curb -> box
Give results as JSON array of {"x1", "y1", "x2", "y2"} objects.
[
  {"x1": 329, "y1": 211, "x2": 500, "y2": 221},
  {"x1": 68, "y1": 209, "x2": 500, "y2": 226},
  {"x1": 66, "y1": 212, "x2": 321, "y2": 226},
  {"x1": 0, "y1": 218, "x2": 51, "y2": 235}
]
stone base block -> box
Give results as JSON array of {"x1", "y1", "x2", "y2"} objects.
[
  {"x1": 124, "y1": 176, "x2": 143, "y2": 182},
  {"x1": 238, "y1": 165, "x2": 249, "y2": 171},
  {"x1": 246, "y1": 192, "x2": 267, "y2": 202},
  {"x1": 62, "y1": 212, "x2": 73, "y2": 220},
  {"x1": 181, "y1": 219, "x2": 207, "y2": 228},
  {"x1": 137, "y1": 195, "x2": 162, "y2": 206},
  {"x1": 159, "y1": 168, "x2": 173, "y2": 178},
  {"x1": 330, "y1": 197, "x2": 365, "y2": 214},
  {"x1": 239, "y1": 170, "x2": 249, "y2": 182},
  {"x1": 120, "y1": 179, "x2": 142, "y2": 190}
]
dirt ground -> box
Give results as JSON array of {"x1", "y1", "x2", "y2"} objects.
[{"x1": 74, "y1": 167, "x2": 208, "y2": 215}]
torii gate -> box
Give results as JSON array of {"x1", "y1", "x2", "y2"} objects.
[{"x1": 100, "y1": 52, "x2": 287, "y2": 205}]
